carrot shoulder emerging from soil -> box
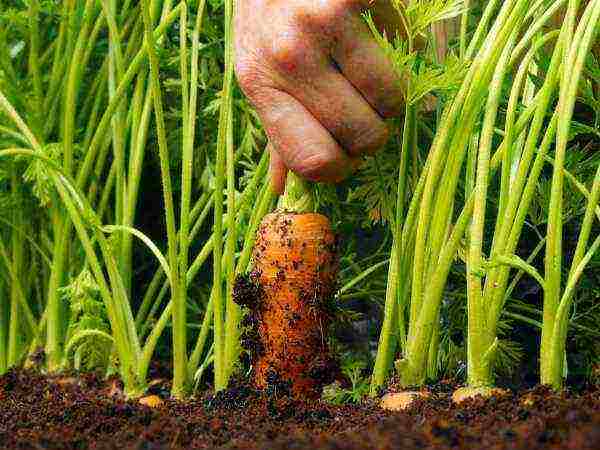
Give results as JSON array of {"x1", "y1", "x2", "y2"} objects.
[{"x1": 234, "y1": 211, "x2": 339, "y2": 398}]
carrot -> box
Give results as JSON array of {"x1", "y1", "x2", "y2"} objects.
[{"x1": 234, "y1": 176, "x2": 339, "y2": 398}]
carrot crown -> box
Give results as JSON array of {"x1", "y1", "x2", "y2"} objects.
[{"x1": 279, "y1": 172, "x2": 315, "y2": 213}]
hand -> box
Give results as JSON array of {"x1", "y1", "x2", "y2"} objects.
[{"x1": 234, "y1": 0, "x2": 405, "y2": 193}]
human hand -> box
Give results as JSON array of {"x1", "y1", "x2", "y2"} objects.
[{"x1": 234, "y1": 0, "x2": 405, "y2": 193}]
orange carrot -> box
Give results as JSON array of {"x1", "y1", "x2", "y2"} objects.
[{"x1": 235, "y1": 211, "x2": 339, "y2": 398}]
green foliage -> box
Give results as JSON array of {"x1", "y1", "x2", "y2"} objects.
[
  {"x1": 405, "y1": 0, "x2": 466, "y2": 36},
  {"x1": 410, "y1": 54, "x2": 467, "y2": 105},
  {"x1": 23, "y1": 143, "x2": 62, "y2": 207},
  {"x1": 0, "y1": 0, "x2": 597, "y2": 396},
  {"x1": 323, "y1": 355, "x2": 370, "y2": 405},
  {"x1": 348, "y1": 151, "x2": 399, "y2": 226},
  {"x1": 61, "y1": 268, "x2": 111, "y2": 371}
]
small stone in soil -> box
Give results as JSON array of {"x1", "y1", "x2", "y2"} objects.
[
  {"x1": 380, "y1": 391, "x2": 431, "y2": 411},
  {"x1": 139, "y1": 395, "x2": 164, "y2": 408},
  {"x1": 452, "y1": 386, "x2": 510, "y2": 404}
]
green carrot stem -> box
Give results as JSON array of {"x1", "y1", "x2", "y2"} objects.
[
  {"x1": 370, "y1": 240, "x2": 399, "y2": 394},
  {"x1": 280, "y1": 172, "x2": 315, "y2": 213},
  {"x1": 222, "y1": 0, "x2": 238, "y2": 378},
  {"x1": 466, "y1": 31, "x2": 514, "y2": 389},
  {"x1": 141, "y1": 0, "x2": 185, "y2": 396},
  {"x1": 211, "y1": 0, "x2": 235, "y2": 391},
  {"x1": 543, "y1": 0, "x2": 599, "y2": 388}
]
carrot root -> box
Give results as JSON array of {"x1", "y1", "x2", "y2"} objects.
[{"x1": 234, "y1": 212, "x2": 339, "y2": 398}]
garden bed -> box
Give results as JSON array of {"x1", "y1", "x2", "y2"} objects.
[{"x1": 1, "y1": 369, "x2": 598, "y2": 449}]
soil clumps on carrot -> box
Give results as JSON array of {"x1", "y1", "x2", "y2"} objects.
[
  {"x1": 234, "y1": 211, "x2": 340, "y2": 399},
  {"x1": 1, "y1": 369, "x2": 600, "y2": 449}
]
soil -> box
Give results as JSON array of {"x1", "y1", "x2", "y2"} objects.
[{"x1": 1, "y1": 369, "x2": 599, "y2": 450}]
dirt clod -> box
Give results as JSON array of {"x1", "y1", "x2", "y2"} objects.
[
  {"x1": 452, "y1": 386, "x2": 510, "y2": 404},
  {"x1": 139, "y1": 395, "x2": 164, "y2": 408},
  {"x1": 232, "y1": 274, "x2": 263, "y2": 310},
  {"x1": 380, "y1": 391, "x2": 430, "y2": 411}
]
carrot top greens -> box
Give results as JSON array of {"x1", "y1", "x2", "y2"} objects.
[{"x1": 0, "y1": 0, "x2": 598, "y2": 400}]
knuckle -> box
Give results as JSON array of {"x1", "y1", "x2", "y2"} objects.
[
  {"x1": 301, "y1": 0, "x2": 362, "y2": 28},
  {"x1": 294, "y1": 0, "x2": 360, "y2": 38},
  {"x1": 266, "y1": 29, "x2": 311, "y2": 73},
  {"x1": 334, "y1": 0, "x2": 368, "y2": 17},
  {"x1": 234, "y1": 56, "x2": 267, "y2": 98},
  {"x1": 290, "y1": 150, "x2": 340, "y2": 182},
  {"x1": 296, "y1": 154, "x2": 332, "y2": 181}
]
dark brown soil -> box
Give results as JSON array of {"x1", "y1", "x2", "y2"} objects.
[{"x1": 1, "y1": 369, "x2": 599, "y2": 449}]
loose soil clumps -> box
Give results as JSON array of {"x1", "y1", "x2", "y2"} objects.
[{"x1": 1, "y1": 370, "x2": 600, "y2": 449}]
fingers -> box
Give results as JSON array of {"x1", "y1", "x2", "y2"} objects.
[
  {"x1": 280, "y1": 59, "x2": 391, "y2": 157},
  {"x1": 252, "y1": 87, "x2": 354, "y2": 184},
  {"x1": 254, "y1": 8, "x2": 400, "y2": 158},
  {"x1": 268, "y1": 141, "x2": 362, "y2": 194},
  {"x1": 234, "y1": 0, "x2": 407, "y2": 188},
  {"x1": 331, "y1": 12, "x2": 405, "y2": 118},
  {"x1": 268, "y1": 141, "x2": 363, "y2": 194}
]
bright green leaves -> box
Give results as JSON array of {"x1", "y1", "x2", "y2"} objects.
[
  {"x1": 61, "y1": 268, "x2": 112, "y2": 372},
  {"x1": 23, "y1": 143, "x2": 63, "y2": 207}
]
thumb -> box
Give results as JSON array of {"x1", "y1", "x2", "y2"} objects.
[{"x1": 268, "y1": 142, "x2": 288, "y2": 195}]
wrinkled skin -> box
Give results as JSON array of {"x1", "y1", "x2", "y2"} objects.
[{"x1": 234, "y1": 0, "x2": 405, "y2": 193}]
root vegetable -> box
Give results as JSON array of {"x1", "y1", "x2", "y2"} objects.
[{"x1": 235, "y1": 211, "x2": 339, "y2": 398}]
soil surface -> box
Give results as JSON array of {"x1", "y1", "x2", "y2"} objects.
[{"x1": 1, "y1": 369, "x2": 599, "y2": 449}]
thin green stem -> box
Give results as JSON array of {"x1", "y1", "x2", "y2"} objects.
[
  {"x1": 460, "y1": 0, "x2": 471, "y2": 59},
  {"x1": 211, "y1": 0, "x2": 236, "y2": 391},
  {"x1": 544, "y1": 0, "x2": 600, "y2": 387},
  {"x1": 466, "y1": 32, "x2": 514, "y2": 388},
  {"x1": 541, "y1": 0, "x2": 582, "y2": 386},
  {"x1": 141, "y1": 0, "x2": 185, "y2": 397}
]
